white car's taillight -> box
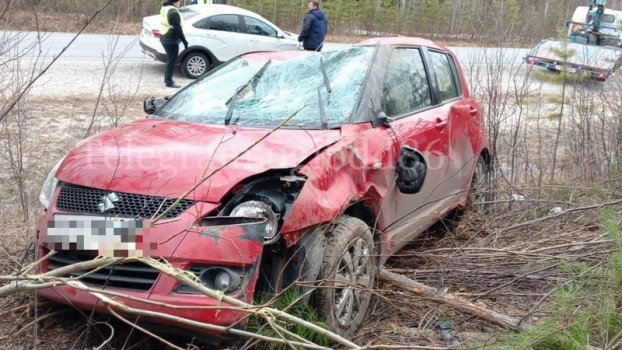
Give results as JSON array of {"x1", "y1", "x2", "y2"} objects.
[{"x1": 152, "y1": 29, "x2": 161, "y2": 38}]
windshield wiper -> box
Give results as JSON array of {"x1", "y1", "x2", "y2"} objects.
[
  {"x1": 317, "y1": 87, "x2": 328, "y2": 129},
  {"x1": 224, "y1": 60, "x2": 272, "y2": 126},
  {"x1": 316, "y1": 57, "x2": 331, "y2": 129},
  {"x1": 319, "y1": 57, "x2": 331, "y2": 93}
]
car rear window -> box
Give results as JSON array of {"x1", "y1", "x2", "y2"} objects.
[
  {"x1": 206, "y1": 14, "x2": 242, "y2": 32},
  {"x1": 179, "y1": 7, "x2": 200, "y2": 21},
  {"x1": 156, "y1": 47, "x2": 375, "y2": 129},
  {"x1": 428, "y1": 51, "x2": 460, "y2": 102}
]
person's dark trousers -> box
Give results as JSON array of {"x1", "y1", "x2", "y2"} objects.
[
  {"x1": 162, "y1": 43, "x2": 179, "y2": 86},
  {"x1": 304, "y1": 44, "x2": 322, "y2": 52}
]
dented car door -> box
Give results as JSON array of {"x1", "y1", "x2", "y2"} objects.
[{"x1": 380, "y1": 47, "x2": 451, "y2": 254}]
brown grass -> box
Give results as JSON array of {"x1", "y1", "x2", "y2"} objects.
[{"x1": 1, "y1": 10, "x2": 141, "y2": 35}]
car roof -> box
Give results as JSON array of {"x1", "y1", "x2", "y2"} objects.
[
  {"x1": 238, "y1": 37, "x2": 451, "y2": 62},
  {"x1": 357, "y1": 37, "x2": 448, "y2": 52},
  {"x1": 240, "y1": 50, "x2": 313, "y2": 63},
  {"x1": 184, "y1": 4, "x2": 266, "y2": 18}
]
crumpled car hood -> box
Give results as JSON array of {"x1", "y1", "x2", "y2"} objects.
[{"x1": 56, "y1": 118, "x2": 340, "y2": 202}]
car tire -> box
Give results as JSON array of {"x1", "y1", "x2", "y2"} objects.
[
  {"x1": 181, "y1": 52, "x2": 210, "y2": 79},
  {"x1": 467, "y1": 154, "x2": 490, "y2": 213},
  {"x1": 314, "y1": 216, "x2": 376, "y2": 338}
]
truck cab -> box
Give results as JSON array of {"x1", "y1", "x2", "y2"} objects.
[{"x1": 568, "y1": 6, "x2": 622, "y2": 45}]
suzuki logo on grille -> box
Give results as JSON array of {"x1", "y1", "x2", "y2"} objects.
[{"x1": 98, "y1": 192, "x2": 120, "y2": 213}]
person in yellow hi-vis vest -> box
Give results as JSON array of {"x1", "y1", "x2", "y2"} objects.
[{"x1": 160, "y1": 0, "x2": 188, "y2": 88}]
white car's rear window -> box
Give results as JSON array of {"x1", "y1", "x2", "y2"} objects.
[{"x1": 179, "y1": 7, "x2": 201, "y2": 21}]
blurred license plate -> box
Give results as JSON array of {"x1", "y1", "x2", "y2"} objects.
[{"x1": 46, "y1": 215, "x2": 151, "y2": 255}]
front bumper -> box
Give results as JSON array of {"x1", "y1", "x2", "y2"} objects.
[{"x1": 35, "y1": 195, "x2": 267, "y2": 334}]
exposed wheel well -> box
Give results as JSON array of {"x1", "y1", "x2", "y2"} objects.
[
  {"x1": 480, "y1": 147, "x2": 492, "y2": 167},
  {"x1": 254, "y1": 200, "x2": 378, "y2": 299},
  {"x1": 344, "y1": 201, "x2": 377, "y2": 230}
]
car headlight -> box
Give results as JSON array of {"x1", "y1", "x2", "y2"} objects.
[
  {"x1": 230, "y1": 200, "x2": 278, "y2": 241},
  {"x1": 39, "y1": 156, "x2": 65, "y2": 209},
  {"x1": 213, "y1": 270, "x2": 233, "y2": 291}
]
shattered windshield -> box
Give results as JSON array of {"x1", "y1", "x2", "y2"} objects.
[{"x1": 155, "y1": 47, "x2": 375, "y2": 128}]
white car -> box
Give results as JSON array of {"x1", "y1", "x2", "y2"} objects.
[{"x1": 140, "y1": 4, "x2": 299, "y2": 79}]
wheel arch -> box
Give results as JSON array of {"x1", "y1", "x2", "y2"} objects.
[
  {"x1": 480, "y1": 147, "x2": 492, "y2": 167},
  {"x1": 178, "y1": 47, "x2": 217, "y2": 68},
  {"x1": 344, "y1": 201, "x2": 377, "y2": 230}
]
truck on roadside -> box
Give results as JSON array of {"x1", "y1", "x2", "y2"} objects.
[{"x1": 525, "y1": 0, "x2": 622, "y2": 81}]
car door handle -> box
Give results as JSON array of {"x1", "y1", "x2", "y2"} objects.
[
  {"x1": 469, "y1": 107, "x2": 479, "y2": 116},
  {"x1": 435, "y1": 118, "x2": 447, "y2": 130}
]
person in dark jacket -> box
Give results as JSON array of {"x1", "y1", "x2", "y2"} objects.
[
  {"x1": 160, "y1": 0, "x2": 188, "y2": 88},
  {"x1": 298, "y1": 0, "x2": 327, "y2": 52}
]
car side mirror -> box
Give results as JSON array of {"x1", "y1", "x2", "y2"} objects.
[
  {"x1": 396, "y1": 146, "x2": 427, "y2": 194},
  {"x1": 143, "y1": 96, "x2": 169, "y2": 114},
  {"x1": 372, "y1": 111, "x2": 389, "y2": 128},
  {"x1": 276, "y1": 33, "x2": 284, "y2": 39}
]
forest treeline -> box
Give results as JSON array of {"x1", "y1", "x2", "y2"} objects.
[{"x1": 11, "y1": 0, "x2": 622, "y2": 44}]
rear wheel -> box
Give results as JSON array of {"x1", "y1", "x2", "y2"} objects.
[
  {"x1": 314, "y1": 216, "x2": 376, "y2": 338},
  {"x1": 467, "y1": 154, "x2": 490, "y2": 213},
  {"x1": 181, "y1": 52, "x2": 210, "y2": 79}
]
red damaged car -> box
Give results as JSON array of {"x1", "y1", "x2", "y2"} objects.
[{"x1": 35, "y1": 37, "x2": 489, "y2": 341}]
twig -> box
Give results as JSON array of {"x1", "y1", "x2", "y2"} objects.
[
  {"x1": 91, "y1": 322, "x2": 115, "y2": 350},
  {"x1": 0, "y1": 0, "x2": 116, "y2": 124},
  {"x1": 18, "y1": 250, "x2": 56, "y2": 277},
  {"x1": 0, "y1": 0, "x2": 10, "y2": 21},
  {"x1": 0, "y1": 255, "x2": 134, "y2": 297},
  {"x1": 517, "y1": 262, "x2": 604, "y2": 326},
  {"x1": 13, "y1": 308, "x2": 70, "y2": 337},
  {"x1": 85, "y1": 288, "x2": 333, "y2": 350},
  {"x1": 107, "y1": 307, "x2": 183, "y2": 350},
  {"x1": 1, "y1": 257, "x2": 354, "y2": 349},
  {"x1": 139, "y1": 258, "x2": 358, "y2": 348},
  {"x1": 378, "y1": 267, "x2": 529, "y2": 332},
  {"x1": 500, "y1": 198, "x2": 622, "y2": 232},
  {"x1": 529, "y1": 239, "x2": 613, "y2": 253},
  {"x1": 265, "y1": 317, "x2": 298, "y2": 350}
]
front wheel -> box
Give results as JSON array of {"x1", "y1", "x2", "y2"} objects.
[
  {"x1": 181, "y1": 52, "x2": 210, "y2": 79},
  {"x1": 314, "y1": 216, "x2": 376, "y2": 338}
]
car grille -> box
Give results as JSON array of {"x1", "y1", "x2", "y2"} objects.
[
  {"x1": 46, "y1": 251, "x2": 160, "y2": 291},
  {"x1": 56, "y1": 184, "x2": 195, "y2": 219}
]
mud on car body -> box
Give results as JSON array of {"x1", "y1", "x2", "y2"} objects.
[{"x1": 35, "y1": 37, "x2": 490, "y2": 343}]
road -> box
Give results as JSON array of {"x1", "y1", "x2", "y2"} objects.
[
  {"x1": 1, "y1": 31, "x2": 530, "y2": 66},
  {"x1": 0, "y1": 31, "x2": 541, "y2": 98}
]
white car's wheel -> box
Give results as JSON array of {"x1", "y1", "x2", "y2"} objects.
[{"x1": 182, "y1": 52, "x2": 210, "y2": 79}]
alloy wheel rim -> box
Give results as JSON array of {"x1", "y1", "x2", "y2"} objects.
[
  {"x1": 333, "y1": 237, "x2": 373, "y2": 326},
  {"x1": 188, "y1": 56, "x2": 207, "y2": 76}
]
